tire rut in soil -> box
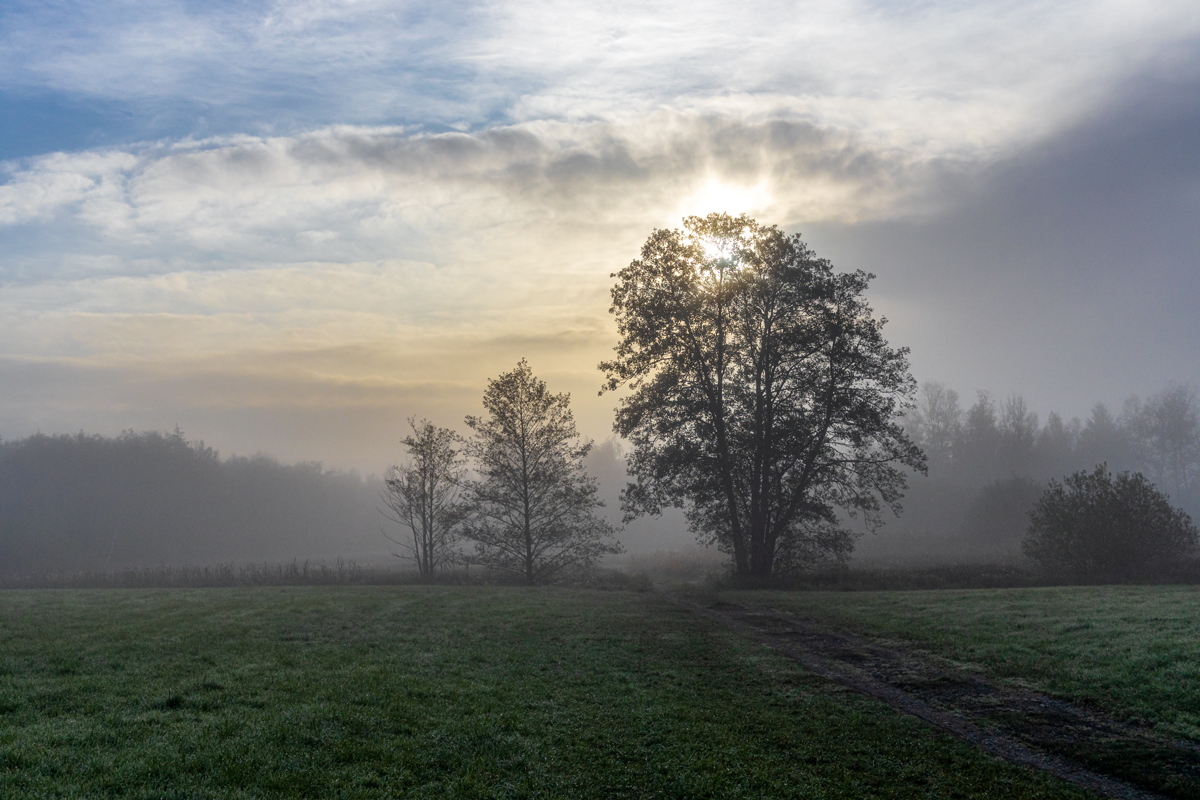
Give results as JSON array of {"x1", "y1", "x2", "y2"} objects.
[{"x1": 681, "y1": 598, "x2": 1200, "y2": 800}]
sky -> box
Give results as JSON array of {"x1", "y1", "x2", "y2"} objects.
[{"x1": 1, "y1": 0, "x2": 1199, "y2": 473}]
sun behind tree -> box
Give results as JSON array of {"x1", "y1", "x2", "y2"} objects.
[{"x1": 602, "y1": 213, "x2": 925, "y2": 578}]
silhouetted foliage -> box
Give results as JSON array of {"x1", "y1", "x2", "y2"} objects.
[
  {"x1": 956, "y1": 392, "x2": 1002, "y2": 484},
  {"x1": 602, "y1": 213, "x2": 924, "y2": 577},
  {"x1": 463, "y1": 361, "x2": 622, "y2": 583},
  {"x1": 1127, "y1": 384, "x2": 1200, "y2": 510},
  {"x1": 0, "y1": 430, "x2": 381, "y2": 573},
  {"x1": 1077, "y1": 402, "x2": 1130, "y2": 473},
  {"x1": 903, "y1": 382, "x2": 961, "y2": 473},
  {"x1": 1023, "y1": 465, "x2": 1198, "y2": 581},
  {"x1": 997, "y1": 394, "x2": 1038, "y2": 476},
  {"x1": 877, "y1": 382, "x2": 1200, "y2": 566},
  {"x1": 1035, "y1": 411, "x2": 1079, "y2": 479},
  {"x1": 381, "y1": 418, "x2": 467, "y2": 576}
]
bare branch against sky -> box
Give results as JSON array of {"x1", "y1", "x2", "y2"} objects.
[{"x1": 1, "y1": 1, "x2": 1198, "y2": 471}]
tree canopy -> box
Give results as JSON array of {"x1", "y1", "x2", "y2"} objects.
[
  {"x1": 1023, "y1": 464, "x2": 1198, "y2": 581},
  {"x1": 602, "y1": 213, "x2": 924, "y2": 577},
  {"x1": 463, "y1": 360, "x2": 622, "y2": 583},
  {"x1": 380, "y1": 418, "x2": 466, "y2": 577}
]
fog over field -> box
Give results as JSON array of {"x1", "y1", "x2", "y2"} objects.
[{"x1": 1, "y1": 1, "x2": 1198, "y2": 571}]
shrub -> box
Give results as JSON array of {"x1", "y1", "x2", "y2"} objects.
[{"x1": 1023, "y1": 464, "x2": 1198, "y2": 581}]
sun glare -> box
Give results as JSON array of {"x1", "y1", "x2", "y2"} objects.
[
  {"x1": 700, "y1": 239, "x2": 727, "y2": 261},
  {"x1": 673, "y1": 176, "x2": 773, "y2": 223}
]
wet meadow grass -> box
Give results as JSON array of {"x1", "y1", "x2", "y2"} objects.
[
  {"x1": 0, "y1": 586, "x2": 1094, "y2": 798},
  {"x1": 739, "y1": 585, "x2": 1200, "y2": 740}
]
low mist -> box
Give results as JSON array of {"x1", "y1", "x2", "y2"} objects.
[
  {"x1": 0, "y1": 430, "x2": 385, "y2": 573},
  {"x1": 0, "y1": 428, "x2": 706, "y2": 577},
  {"x1": 2, "y1": 380, "x2": 1195, "y2": 576},
  {"x1": 855, "y1": 382, "x2": 1199, "y2": 566}
]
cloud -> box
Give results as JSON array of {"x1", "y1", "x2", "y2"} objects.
[
  {"x1": 0, "y1": 111, "x2": 925, "y2": 465},
  {"x1": 806, "y1": 71, "x2": 1200, "y2": 417},
  {"x1": 4, "y1": 62, "x2": 1200, "y2": 465},
  {"x1": 2, "y1": 1, "x2": 1199, "y2": 470},
  {"x1": 0, "y1": 151, "x2": 138, "y2": 225},
  {"x1": 0, "y1": 113, "x2": 921, "y2": 277},
  {"x1": 4, "y1": 1, "x2": 1198, "y2": 156}
]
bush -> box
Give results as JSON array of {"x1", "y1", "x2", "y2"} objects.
[{"x1": 1023, "y1": 464, "x2": 1198, "y2": 581}]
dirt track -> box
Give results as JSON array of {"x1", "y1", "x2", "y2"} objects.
[{"x1": 681, "y1": 598, "x2": 1200, "y2": 800}]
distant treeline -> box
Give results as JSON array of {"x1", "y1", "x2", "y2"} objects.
[
  {"x1": 0, "y1": 430, "x2": 384, "y2": 573},
  {"x1": 869, "y1": 383, "x2": 1200, "y2": 563}
]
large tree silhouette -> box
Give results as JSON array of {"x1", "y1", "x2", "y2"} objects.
[{"x1": 602, "y1": 213, "x2": 924, "y2": 577}]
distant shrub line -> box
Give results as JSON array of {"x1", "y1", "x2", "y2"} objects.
[
  {"x1": 0, "y1": 560, "x2": 425, "y2": 590},
  {"x1": 888, "y1": 382, "x2": 1200, "y2": 566},
  {"x1": 7, "y1": 557, "x2": 1198, "y2": 592},
  {"x1": 0, "y1": 559, "x2": 664, "y2": 591},
  {"x1": 713, "y1": 559, "x2": 1200, "y2": 592}
]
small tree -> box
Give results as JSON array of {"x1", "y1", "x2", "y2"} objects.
[
  {"x1": 463, "y1": 360, "x2": 622, "y2": 584},
  {"x1": 381, "y1": 418, "x2": 466, "y2": 577},
  {"x1": 1023, "y1": 464, "x2": 1198, "y2": 581}
]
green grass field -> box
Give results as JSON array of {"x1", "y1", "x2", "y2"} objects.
[
  {"x1": 736, "y1": 586, "x2": 1200, "y2": 741},
  {"x1": 0, "y1": 586, "x2": 1090, "y2": 799}
]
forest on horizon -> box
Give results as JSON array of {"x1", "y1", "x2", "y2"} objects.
[
  {"x1": 0, "y1": 379, "x2": 1195, "y2": 575},
  {"x1": 861, "y1": 381, "x2": 1200, "y2": 565}
]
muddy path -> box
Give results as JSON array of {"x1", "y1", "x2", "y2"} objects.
[{"x1": 679, "y1": 597, "x2": 1200, "y2": 800}]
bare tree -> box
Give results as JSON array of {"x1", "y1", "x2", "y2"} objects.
[
  {"x1": 905, "y1": 382, "x2": 962, "y2": 473},
  {"x1": 380, "y1": 418, "x2": 466, "y2": 577},
  {"x1": 462, "y1": 360, "x2": 622, "y2": 584},
  {"x1": 1128, "y1": 384, "x2": 1200, "y2": 506}
]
